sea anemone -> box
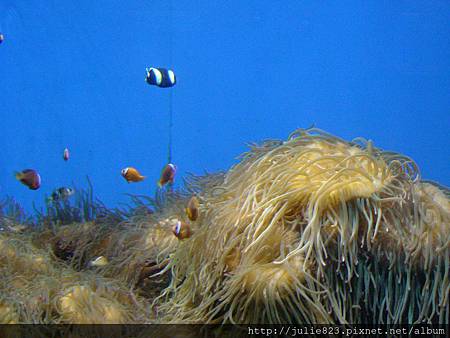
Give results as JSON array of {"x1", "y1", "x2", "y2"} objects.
[
  {"x1": 0, "y1": 230, "x2": 151, "y2": 323},
  {"x1": 34, "y1": 191, "x2": 181, "y2": 300},
  {"x1": 0, "y1": 128, "x2": 448, "y2": 325},
  {"x1": 156, "y1": 128, "x2": 449, "y2": 324}
]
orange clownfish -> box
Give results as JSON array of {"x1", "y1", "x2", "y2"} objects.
[
  {"x1": 186, "y1": 195, "x2": 199, "y2": 221},
  {"x1": 158, "y1": 163, "x2": 176, "y2": 187},
  {"x1": 121, "y1": 167, "x2": 145, "y2": 183},
  {"x1": 172, "y1": 220, "x2": 191, "y2": 240}
]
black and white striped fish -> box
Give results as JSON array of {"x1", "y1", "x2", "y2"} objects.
[{"x1": 145, "y1": 67, "x2": 176, "y2": 88}]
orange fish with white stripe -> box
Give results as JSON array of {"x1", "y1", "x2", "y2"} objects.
[
  {"x1": 172, "y1": 220, "x2": 191, "y2": 240},
  {"x1": 121, "y1": 167, "x2": 145, "y2": 183},
  {"x1": 158, "y1": 163, "x2": 176, "y2": 187}
]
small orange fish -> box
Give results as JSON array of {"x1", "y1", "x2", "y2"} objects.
[
  {"x1": 158, "y1": 163, "x2": 176, "y2": 187},
  {"x1": 121, "y1": 167, "x2": 145, "y2": 183},
  {"x1": 63, "y1": 148, "x2": 70, "y2": 161},
  {"x1": 15, "y1": 169, "x2": 41, "y2": 190},
  {"x1": 186, "y1": 195, "x2": 199, "y2": 221},
  {"x1": 172, "y1": 220, "x2": 191, "y2": 240}
]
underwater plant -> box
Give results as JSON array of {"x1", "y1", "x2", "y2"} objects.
[
  {"x1": 155, "y1": 127, "x2": 449, "y2": 324},
  {"x1": 34, "y1": 177, "x2": 125, "y2": 228},
  {"x1": 0, "y1": 196, "x2": 34, "y2": 232}
]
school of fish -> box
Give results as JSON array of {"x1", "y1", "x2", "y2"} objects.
[{"x1": 11, "y1": 67, "x2": 200, "y2": 240}]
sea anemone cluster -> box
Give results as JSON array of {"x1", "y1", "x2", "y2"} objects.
[
  {"x1": 155, "y1": 128, "x2": 449, "y2": 324},
  {"x1": 0, "y1": 189, "x2": 183, "y2": 323},
  {"x1": 0, "y1": 232, "x2": 150, "y2": 323},
  {"x1": 0, "y1": 128, "x2": 448, "y2": 325}
]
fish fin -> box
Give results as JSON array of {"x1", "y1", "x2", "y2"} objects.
[
  {"x1": 157, "y1": 181, "x2": 162, "y2": 188},
  {"x1": 14, "y1": 171, "x2": 22, "y2": 180}
]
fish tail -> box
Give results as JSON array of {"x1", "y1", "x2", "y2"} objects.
[{"x1": 14, "y1": 171, "x2": 22, "y2": 180}]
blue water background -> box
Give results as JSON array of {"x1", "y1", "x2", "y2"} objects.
[{"x1": 1, "y1": 1, "x2": 449, "y2": 213}]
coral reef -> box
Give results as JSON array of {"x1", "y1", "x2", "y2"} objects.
[{"x1": 0, "y1": 128, "x2": 448, "y2": 325}]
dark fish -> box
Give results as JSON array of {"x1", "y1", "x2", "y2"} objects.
[
  {"x1": 145, "y1": 67, "x2": 176, "y2": 88},
  {"x1": 15, "y1": 169, "x2": 41, "y2": 190},
  {"x1": 186, "y1": 195, "x2": 200, "y2": 221},
  {"x1": 48, "y1": 187, "x2": 75, "y2": 202},
  {"x1": 158, "y1": 163, "x2": 176, "y2": 187},
  {"x1": 63, "y1": 148, "x2": 70, "y2": 161},
  {"x1": 0, "y1": 33, "x2": 4, "y2": 44}
]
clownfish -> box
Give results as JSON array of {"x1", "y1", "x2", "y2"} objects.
[
  {"x1": 121, "y1": 167, "x2": 145, "y2": 183},
  {"x1": 15, "y1": 169, "x2": 41, "y2": 190},
  {"x1": 145, "y1": 67, "x2": 176, "y2": 88},
  {"x1": 172, "y1": 220, "x2": 191, "y2": 240},
  {"x1": 158, "y1": 163, "x2": 176, "y2": 188},
  {"x1": 186, "y1": 195, "x2": 200, "y2": 221},
  {"x1": 63, "y1": 148, "x2": 70, "y2": 161}
]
